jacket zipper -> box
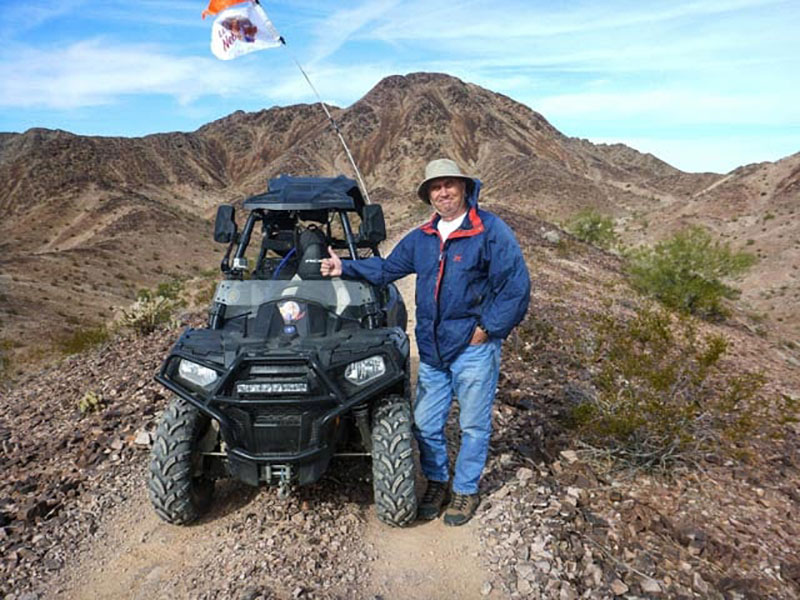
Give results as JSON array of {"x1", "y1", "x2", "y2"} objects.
[{"x1": 431, "y1": 234, "x2": 446, "y2": 365}]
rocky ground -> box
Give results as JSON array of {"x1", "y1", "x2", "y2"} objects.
[
  {"x1": 2, "y1": 223, "x2": 800, "y2": 599},
  {"x1": 0, "y1": 323, "x2": 382, "y2": 600}
]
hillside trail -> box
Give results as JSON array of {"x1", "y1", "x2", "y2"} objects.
[
  {"x1": 693, "y1": 171, "x2": 735, "y2": 197},
  {"x1": 365, "y1": 271, "x2": 489, "y2": 600},
  {"x1": 53, "y1": 232, "x2": 490, "y2": 600},
  {"x1": 364, "y1": 228, "x2": 487, "y2": 598}
]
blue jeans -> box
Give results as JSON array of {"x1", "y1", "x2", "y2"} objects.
[{"x1": 413, "y1": 339, "x2": 502, "y2": 495}]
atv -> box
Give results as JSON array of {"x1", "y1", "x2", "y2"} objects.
[{"x1": 148, "y1": 175, "x2": 416, "y2": 527}]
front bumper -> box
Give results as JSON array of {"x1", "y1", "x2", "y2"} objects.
[{"x1": 155, "y1": 331, "x2": 408, "y2": 485}]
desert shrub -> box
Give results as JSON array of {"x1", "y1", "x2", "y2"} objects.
[
  {"x1": 516, "y1": 316, "x2": 555, "y2": 352},
  {"x1": 513, "y1": 316, "x2": 557, "y2": 365},
  {"x1": 555, "y1": 236, "x2": 580, "y2": 258},
  {"x1": 136, "y1": 279, "x2": 185, "y2": 303},
  {"x1": 193, "y1": 279, "x2": 218, "y2": 307},
  {"x1": 568, "y1": 304, "x2": 778, "y2": 468},
  {"x1": 57, "y1": 325, "x2": 110, "y2": 355},
  {"x1": 626, "y1": 226, "x2": 756, "y2": 318},
  {"x1": 117, "y1": 279, "x2": 188, "y2": 336},
  {"x1": 182, "y1": 269, "x2": 221, "y2": 309},
  {"x1": 117, "y1": 295, "x2": 180, "y2": 336},
  {"x1": 565, "y1": 210, "x2": 619, "y2": 250},
  {"x1": 77, "y1": 391, "x2": 104, "y2": 414}
]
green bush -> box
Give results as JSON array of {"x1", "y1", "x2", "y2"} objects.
[
  {"x1": 57, "y1": 325, "x2": 110, "y2": 355},
  {"x1": 78, "y1": 390, "x2": 104, "y2": 414},
  {"x1": 117, "y1": 278, "x2": 189, "y2": 336},
  {"x1": 626, "y1": 226, "x2": 756, "y2": 318},
  {"x1": 568, "y1": 304, "x2": 777, "y2": 468},
  {"x1": 193, "y1": 279, "x2": 219, "y2": 308},
  {"x1": 117, "y1": 295, "x2": 180, "y2": 336},
  {"x1": 136, "y1": 279, "x2": 185, "y2": 303},
  {"x1": 565, "y1": 209, "x2": 619, "y2": 250}
]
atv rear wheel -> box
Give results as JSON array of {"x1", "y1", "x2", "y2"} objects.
[
  {"x1": 371, "y1": 395, "x2": 417, "y2": 526},
  {"x1": 148, "y1": 396, "x2": 215, "y2": 525}
]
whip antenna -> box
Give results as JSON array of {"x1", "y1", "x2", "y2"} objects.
[
  {"x1": 254, "y1": 1, "x2": 372, "y2": 204},
  {"x1": 205, "y1": 0, "x2": 371, "y2": 203}
]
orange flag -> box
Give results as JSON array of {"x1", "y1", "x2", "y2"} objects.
[{"x1": 202, "y1": 0, "x2": 248, "y2": 19}]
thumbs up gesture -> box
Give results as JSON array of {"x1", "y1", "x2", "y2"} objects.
[{"x1": 320, "y1": 246, "x2": 342, "y2": 277}]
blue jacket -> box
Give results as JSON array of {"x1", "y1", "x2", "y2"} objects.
[{"x1": 341, "y1": 179, "x2": 531, "y2": 368}]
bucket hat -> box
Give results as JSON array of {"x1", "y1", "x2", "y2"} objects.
[{"x1": 417, "y1": 158, "x2": 475, "y2": 203}]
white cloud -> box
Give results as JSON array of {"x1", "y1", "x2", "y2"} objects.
[
  {"x1": 0, "y1": 0, "x2": 86, "y2": 36},
  {"x1": 364, "y1": 0, "x2": 786, "y2": 42},
  {"x1": 350, "y1": 0, "x2": 799, "y2": 82},
  {"x1": 535, "y1": 90, "x2": 800, "y2": 126},
  {"x1": 0, "y1": 39, "x2": 285, "y2": 109},
  {"x1": 0, "y1": 37, "x2": 396, "y2": 112},
  {"x1": 82, "y1": 4, "x2": 206, "y2": 29},
  {"x1": 304, "y1": 0, "x2": 402, "y2": 64}
]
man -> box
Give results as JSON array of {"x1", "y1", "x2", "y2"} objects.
[{"x1": 321, "y1": 158, "x2": 530, "y2": 526}]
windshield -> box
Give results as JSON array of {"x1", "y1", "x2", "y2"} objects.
[{"x1": 213, "y1": 279, "x2": 376, "y2": 320}]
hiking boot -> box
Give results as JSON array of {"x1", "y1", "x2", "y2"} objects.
[
  {"x1": 443, "y1": 492, "x2": 479, "y2": 526},
  {"x1": 417, "y1": 480, "x2": 450, "y2": 520}
]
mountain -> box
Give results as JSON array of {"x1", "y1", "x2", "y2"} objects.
[
  {"x1": 2, "y1": 73, "x2": 800, "y2": 600},
  {"x1": 641, "y1": 152, "x2": 800, "y2": 333},
  {"x1": 0, "y1": 72, "x2": 797, "y2": 372}
]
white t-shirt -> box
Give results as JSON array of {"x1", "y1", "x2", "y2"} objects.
[{"x1": 437, "y1": 212, "x2": 467, "y2": 241}]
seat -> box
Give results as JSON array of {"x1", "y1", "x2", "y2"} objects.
[{"x1": 295, "y1": 226, "x2": 327, "y2": 280}]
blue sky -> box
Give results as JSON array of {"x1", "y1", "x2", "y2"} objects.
[{"x1": 1, "y1": 0, "x2": 798, "y2": 173}]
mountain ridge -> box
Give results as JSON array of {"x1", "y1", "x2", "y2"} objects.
[
  {"x1": 0, "y1": 72, "x2": 798, "y2": 370},
  {"x1": 1, "y1": 71, "x2": 800, "y2": 600}
]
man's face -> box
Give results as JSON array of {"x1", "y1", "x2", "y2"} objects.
[{"x1": 428, "y1": 177, "x2": 467, "y2": 221}]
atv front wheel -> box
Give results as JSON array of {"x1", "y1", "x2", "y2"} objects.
[
  {"x1": 148, "y1": 396, "x2": 215, "y2": 525},
  {"x1": 371, "y1": 395, "x2": 417, "y2": 526}
]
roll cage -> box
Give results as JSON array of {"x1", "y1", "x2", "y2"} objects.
[{"x1": 214, "y1": 175, "x2": 386, "y2": 281}]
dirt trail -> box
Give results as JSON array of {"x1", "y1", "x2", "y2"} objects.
[
  {"x1": 365, "y1": 272, "x2": 489, "y2": 600},
  {"x1": 55, "y1": 479, "x2": 262, "y2": 599},
  {"x1": 57, "y1": 471, "x2": 489, "y2": 600},
  {"x1": 66, "y1": 500, "x2": 215, "y2": 599},
  {"x1": 366, "y1": 516, "x2": 487, "y2": 599},
  {"x1": 50, "y1": 240, "x2": 491, "y2": 600},
  {"x1": 693, "y1": 171, "x2": 735, "y2": 197}
]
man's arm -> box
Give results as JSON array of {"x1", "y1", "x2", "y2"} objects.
[
  {"x1": 480, "y1": 220, "x2": 531, "y2": 339},
  {"x1": 320, "y1": 234, "x2": 417, "y2": 285}
]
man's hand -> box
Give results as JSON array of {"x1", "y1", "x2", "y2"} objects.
[
  {"x1": 469, "y1": 325, "x2": 489, "y2": 345},
  {"x1": 320, "y1": 246, "x2": 342, "y2": 277}
]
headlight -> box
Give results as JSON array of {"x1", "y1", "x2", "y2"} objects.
[
  {"x1": 178, "y1": 359, "x2": 219, "y2": 388},
  {"x1": 344, "y1": 355, "x2": 386, "y2": 386}
]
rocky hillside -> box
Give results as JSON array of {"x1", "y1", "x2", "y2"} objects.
[
  {"x1": 1, "y1": 72, "x2": 798, "y2": 373},
  {"x1": 2, "y1": 209, "x2": 799, "y2": 599},
  {"x1": 627, "y1": 152, "x2": 800, "y2": 340}
]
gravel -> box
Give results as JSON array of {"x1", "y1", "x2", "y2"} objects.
[{"x1": 3, "y1": 300, "x2": 800, "y2": 599}]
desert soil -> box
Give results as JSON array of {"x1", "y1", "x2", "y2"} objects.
[
  {"x1": 5, "y1": 224, "x2": 800, "y2": 600},
  {"x1": 28, "y1": 238, "x2": 493, "y2": 600}
]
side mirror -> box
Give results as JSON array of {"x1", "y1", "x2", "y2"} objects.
[
  {"x1": 214, "y1": 205, "x2": 237, "y2": 243},
  {"x1": 359, "y1": 204, "x2": 386, "y2": 244}
]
